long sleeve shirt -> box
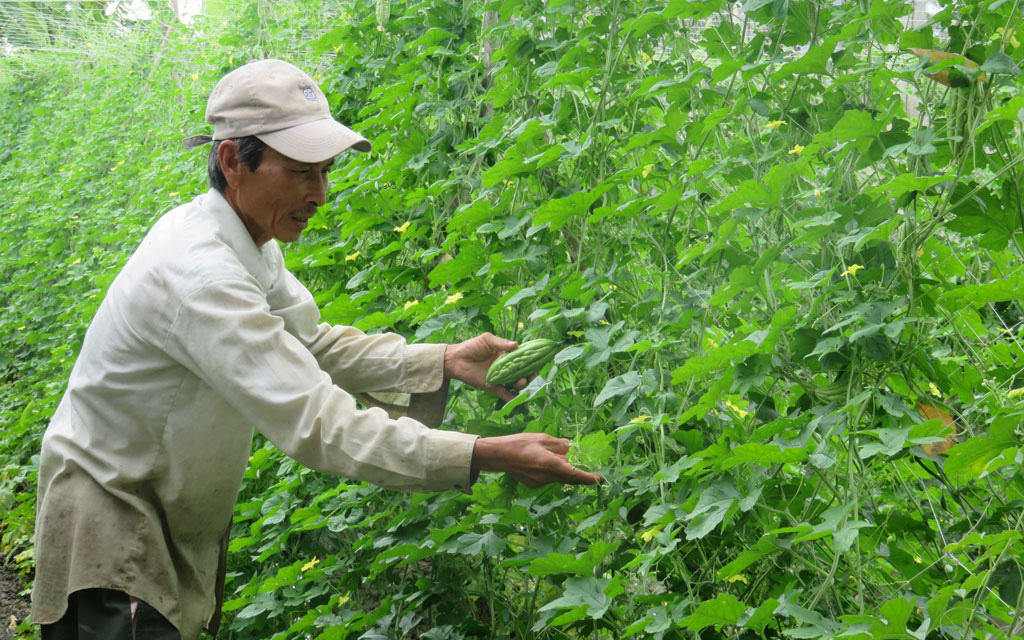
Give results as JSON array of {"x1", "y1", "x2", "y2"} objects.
[{"x1": 30, "y1": 189, "x2": 478, "y2": 639}]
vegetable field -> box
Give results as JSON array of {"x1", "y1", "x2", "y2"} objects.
[{"x1": 2, "y1": 0, "x2": 1024, "y2": 638}]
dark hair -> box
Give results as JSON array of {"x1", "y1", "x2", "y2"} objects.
[{"x1": 208, "y1": 136, "x2": 269, "y2": 190}]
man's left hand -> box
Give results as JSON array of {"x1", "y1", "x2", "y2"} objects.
[{"x1": 444, "y1": 332, "x2": 528, "y2": 402}]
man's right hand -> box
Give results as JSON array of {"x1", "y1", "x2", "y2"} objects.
[{"x1": 471, "y1": 433, "x2": 603, "y2": 488}]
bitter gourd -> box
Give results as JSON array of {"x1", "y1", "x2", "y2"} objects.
[{"x1": 486, "y1": 339, "x2": 560, "y2": 385}]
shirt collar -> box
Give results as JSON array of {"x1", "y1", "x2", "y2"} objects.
[{"x1": 200, "y1": 189, "x2": 277, "y2": 291}]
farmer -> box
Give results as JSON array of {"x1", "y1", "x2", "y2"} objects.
[{"x1": 31, "y1": 59, "x2": 601, "y2": 640}]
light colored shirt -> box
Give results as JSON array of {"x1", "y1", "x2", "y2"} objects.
[{"x1": 31, "y1": 189, "x2": 478, "y2": 640}]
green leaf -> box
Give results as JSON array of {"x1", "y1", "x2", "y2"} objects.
[
  {"x1": 571, "y1": 430, "x2": 616, "y2": 468},
  {"x1": 593, "y1": 371, "x2": 641, "y2": 407},
  {"x1": 830, "y1": 109, "x2": 884, "y2": 142},
  {"x1": 481, "y1": 153, "x2": 529, "y2": 188},
  {"x1": 451, "y1": 530, "x2": 507, "y2": 556},
  {"x1": 526, "y1": 540, "x2": 621, "y2": 577},
  {"x1": 538, "y1": 576, "x2": 615, "y2": 620},
  {"x1": 532, "y1": 184, "x2": 615, "y2": 231},
  {"x1": 977, "y1": 94, "x2": 1024, "y2": 134},
  {"x1": 685, "y1": 480, "x2": 740, "y2": 540},
  {"x1": 906, "y1": 128, "x2": 938, "y2": 155},
  {"x1": 945, "y1": 437, "x2": 1014, "y2": 481},
  {"x1": 981, "y1": 52, "x2": 1021, "y2": 77},
  {"x1": 744, "y1": 598, "x2": 781, "y2": 632},
  {"x1": 868, "y1": 172, "x2": 950, "y2": 198},
  {"x1": 868, "y1": 597, "x2": 915, "y2": 636},
  {"x1": 425, "y1": 244, "x2": 488, "y2": 286},
  {"x1": 718, "y1": 534, "x2": 779, "y2": 580},
  {"x1": 772, "y1": 36, "x2": 840, "y2": 79},
  {"x1": 553, "y1": 344, "x2": 586, "y2": 364},
  {"x1": 679, "y1": 593, "x2": 746, "y2": 631},
  {"x1": 721, "y1": 443, "x2": 808, "y2": 469},
  {"x1": 936, "y1": 276, "x2": 1024, "y2": 309},
  {"x1": 859, "y1": 333, "x2": 893, "y2": 363},
  {"x1": 672, "y1": 341, "x2": 759, "y2": 383}
]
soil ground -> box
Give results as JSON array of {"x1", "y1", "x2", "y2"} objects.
[{"x1": 0, "y1": 557, "x2": 30, "y2": 640}]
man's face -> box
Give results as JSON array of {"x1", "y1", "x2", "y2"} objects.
[{"x1": 230, "y1": 146, "x2": 334, "y2": 246}]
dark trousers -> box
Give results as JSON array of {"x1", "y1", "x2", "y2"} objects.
[{"x1": 41, "y1": 589, "x2": 180, "y2": 640}]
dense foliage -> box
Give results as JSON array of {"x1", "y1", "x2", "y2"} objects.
[{"x1": 2, "y1": 0, "x2": 1024, "y2": 638}]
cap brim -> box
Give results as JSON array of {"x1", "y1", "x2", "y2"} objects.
[{"x1": 256, "y1": 119, "x2": 372, "y2": 163}]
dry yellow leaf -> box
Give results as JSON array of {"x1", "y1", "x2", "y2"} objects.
[
  {"x1": 909, "y1": 48, "x2": 986, "y2": 87},
  {"x1": 919, "y1": 403, "x2": 957, "y2": 455}
]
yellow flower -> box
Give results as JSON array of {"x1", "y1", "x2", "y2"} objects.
[
  {"x1": 727, "y1": 574, "x2": 749, "y2": 584},
  {"x1": 642, "y1": 164, "x2": 654, "y2": 178},
  {"x1": 567, "y1": 330, "x2": 585, "y2": 338},
  {"x1": 169, "y1": 191, "x2": 179, "y2": 197},
  {"x1": 72, "y1": 258, "x2": 81, "y2": 265},
  {"x1": 840, "y1": 264, "x2": 865, "y2": 277},
  {"x1": 338, "y1": 592, "x2": 351, "y2": 606},
  {"x1": 928, "y1": 382, "x2": 941, "y2": 397},
  {"x1": 517, "y1": 322, "x2": 524, "y2": 329},
  {"x1": 404, "y1": 299, "x2": 419, "y2": 310},
  {"x1": 394, "y1": 221, "x2": 411, "y2": 233},
  {"x1": 997, "y1": 27, "x2": 1021, "y2": 48},
  {"x1": 788, "y1": 144, "x2": 805, "y2": 155},
  {"x1": 191, "y1": 73, "x2": 198, "y2": 81},
  {"x1": 766, "y1": 120, "x2": 786, "y2": 130},
  {"x1": 813, "y1": 189, "x2": 821, "y2": 197},
  {"x1": 1009, "y1": 387, "x2": 1024, "y2": 399},
  {"x1": 916, "y1": 248, "x2": 924, "y2": 258},
  {"x1": 640, "y1": 526, "x2": 662, "y2": 543},
  {"x1": 598, "y1": 319, "x2": 609, "y2": 325},
  {"x1": 630, "y1": 414, "x2": 652, "y2": 424},
  {"x1": 445, "y1": 292, "x2": 463, "y2": 305},
  {"x1": 301, "y1": 557, "x2": 319, "y2": 572},
  {"x1": 345, "y1": 251, "x2": 360, "y2": 262},
  {"x1": 726, "y1": 400, "x2": 749, "y2": 418}
]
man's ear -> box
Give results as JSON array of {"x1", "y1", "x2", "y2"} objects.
[{"x1": 217, "y1": 140, "x2": 244, "y2": 188}]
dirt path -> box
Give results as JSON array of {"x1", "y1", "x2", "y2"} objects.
[{"x1": 0, "y1": 557, "x2": 30, "y2": 640}]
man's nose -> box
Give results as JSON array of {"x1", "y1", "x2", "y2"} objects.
[{"x1": 307, "y1": 173, "x2": 327, "y2": 207}]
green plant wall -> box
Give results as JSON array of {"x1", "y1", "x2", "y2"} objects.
[{"x1": 2, "y1": 0, "x2": 1023, "y2": 638}]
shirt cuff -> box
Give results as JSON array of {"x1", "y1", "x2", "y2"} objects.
[
  {"x1": 402, "y1": 343, "x2": 447, "y2": 393},
  {"x1": 426, "y1": 429, "x2": 478, "y2": 494}
]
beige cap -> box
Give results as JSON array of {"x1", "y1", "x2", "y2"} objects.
[{"x1": 183, "y1": 59, "x2": 371, "y2": 163}]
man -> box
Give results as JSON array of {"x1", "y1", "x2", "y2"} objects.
[{"x1": 31, "y1": 59, "x2": 601, "y2": 640}]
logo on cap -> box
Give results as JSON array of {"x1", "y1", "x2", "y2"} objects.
[{"x1": 301, "y1": 87, "x2": 318, "y2": 103}]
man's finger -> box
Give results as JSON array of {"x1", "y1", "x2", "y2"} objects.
[
  {"x1": 482, "y1": 332, "x2": 516, "y2": 351},
  {"x1": 563, "y1": 465, "x2": 602, "y2": 484},
  {"x1": 547, "y1": 437, "x2": 571, "y2": 455},
  {"x1": 491, "y1": 385, "x2": 518, "y2": 402}
]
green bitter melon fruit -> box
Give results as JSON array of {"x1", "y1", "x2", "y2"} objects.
[{"x1": 486, "y1": 339, "x2": 560, "y2": 385}]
